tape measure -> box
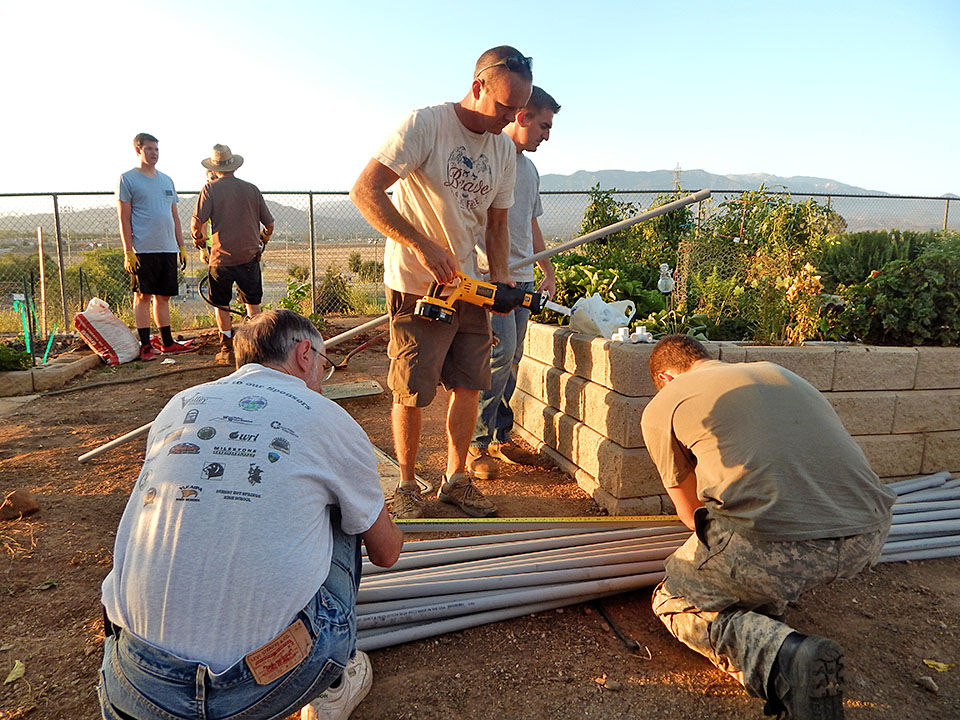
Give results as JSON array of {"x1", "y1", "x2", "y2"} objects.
[{"x1": 395, "y1": 515, "x2": 683, "y2": 533}]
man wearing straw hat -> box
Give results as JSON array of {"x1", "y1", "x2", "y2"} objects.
[
  {"x1": 642, "y1": 334, "x2": 895, "y2": 720},
  {"x1": 191, "y1": 144, "x2": 275, "y2": 365},
  {"x1": 351, "y1": 45, "x2": 533, "y2": 520}
]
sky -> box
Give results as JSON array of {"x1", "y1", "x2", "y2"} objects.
[{"x1": 1, "y1": 0, "x2": 958, "y2": 196}]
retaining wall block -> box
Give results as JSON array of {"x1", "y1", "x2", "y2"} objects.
[
  {"x1": 590, "y1": 485, "x2": 667, "y2": 516},
  {"x1": 892, "y1": 389, "x2": 960, "y2": 434},
  {"x1": 581, "y1": 380, "x2": 649, "y2": 448},
  {"x1": 515, "y1": 357, "x2": 546, "y2": 400},
  {"x1": 854, "y1": 433, "x2": 924, "y2": 478},
  {"x1": 718, "y1": 343, "x2": 747, "y2": 363},
  {"x1": 552, "y1": 410, "x2": 580, "y2": 464},
  {"x1": 914, "y1": 347, "x2": 960, "y2": 390},
  {"x1": 743, "y1": 346, "x2": 837, "y2": 390},
  {"x1": 921, "y1": 430, "x2": 960, "y2": 474},
  {"x1": 0, "y1": 370, "x2": 34, "y2": 396},
  {"x1": 524, "y1": 323, "x2": 571, "y2": 369},
  {"x1": 515, "y1": 389, "x2": 552, "y2": 441},
  {"x1": 544, "y1": 368, "x2": 587, "y2": 421},
  {"x1": 832, "y1": 346, "x2": 919, "y2": 391},
  {"x1": 826, "y1": 391, "x2": 897, "y2": 436},
  {"x1": 572, "y1": 422, "x2": 663, "y2": 497}
]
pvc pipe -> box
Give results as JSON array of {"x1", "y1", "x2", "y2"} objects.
[
  {"x1": 886, "y1": 471, "x2": 951, "y2": 495},
  {"x1": 357, "y1": 572, "x2": 667, "y2": 631},
  {"x1": 877, "y1": 546, "x2": 960, "y2": 563},
  {"x1": 357, "y1": 560, "x2": 668, "y2": 603},
  {"x1": 384, "y1": 527, "x2": 613, "y2": 553},
  {"x1": 892, "y1": 500, "x2": 960, "y2": 515},
  {"x1": 77, "y1": 422, "x2": 152, "y2": 464},
  {"x1": 886, "y1": 519, "x2": 960, "y2": 538},
  {"x1": 892, "y1": 487, "x2": 960, "y2": 503},
  {"x1": 358, "y1": 571, "x2": 667, "y2": 651},
  {"x1": 890, "y1": 508, "x2": 960, "y2": 524},
  {"x1": 882, "y1": 534, "x2": 960, "y2": 554}
]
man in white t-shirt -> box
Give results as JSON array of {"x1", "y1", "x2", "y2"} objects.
[
  {"x1": 98, "y1": 309, "x2": 402, "y2": 720},
  {"x1": 469, "y1": 86, "x2": 560, "y2": 479},
  {"x1": 351, "y1": 46, "x2": 533, "y2": 519}
]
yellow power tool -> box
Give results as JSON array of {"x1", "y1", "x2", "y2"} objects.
[{"x1": 414, "y1": 271, "x2": 567, "y2": 323}]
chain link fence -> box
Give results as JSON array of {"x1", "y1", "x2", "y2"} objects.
[{"x1": 0, "y1": 189, "x2": 956, "y2": 338}]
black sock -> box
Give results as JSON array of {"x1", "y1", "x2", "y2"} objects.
[
  {"x1": 328, "y1": 673, "x2": 343, "y2": 689},
  {"x1": 160, "y1": 326, "x2": 174, "y2": 346},
  {"x1": 137, "y1": 328, "x2": 151, "y2": 347}
]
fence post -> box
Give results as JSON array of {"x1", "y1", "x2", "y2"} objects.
[
  {"x1": 36, "y1": 226, "x2": 47, "y2": 333},
  {"x1": 308, "y1": 192, "x2": 317, "y2": 312},
  {"x1": 945, "y1": 198, "x2": 951, "y2": 231},
  {"x1": 52, "y1": 194, "x2": 70, "y2": 330}
]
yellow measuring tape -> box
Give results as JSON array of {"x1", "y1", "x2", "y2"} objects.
[{"x1": 396, "y1": 515, "x2": 683, "y2": 533}]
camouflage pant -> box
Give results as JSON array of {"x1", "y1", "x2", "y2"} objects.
[{"x1": 652, "y1": 518, "x2": 888, "y2": 699}]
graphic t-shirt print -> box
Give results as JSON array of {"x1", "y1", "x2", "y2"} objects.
[{"x1": 444, "y1": 147, "x2": 493, "y2": 211}]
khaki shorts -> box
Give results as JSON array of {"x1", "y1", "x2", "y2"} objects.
[{"x1": 387, "y1": 288, "x2": 492, "y2": 407}]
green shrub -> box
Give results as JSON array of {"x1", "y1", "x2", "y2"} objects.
[
  {"x1": 838, "y1": 248, "x2": 960, "y2": 345},
  {"x1": 348, "y1": 252, "x2": 363, "y2": 273},
  {"x1": 358, "y1": 260, "x2": 384, "y2": 283},
  {"x1": 0, "y1": 343, "x2": 32, "y2": 371},
  {"x1": 817, "y1": 229, "x2": 942, "y2": 292},
  {"x1": 315, "y1": 266, "x2": 350, "y2": 314}
]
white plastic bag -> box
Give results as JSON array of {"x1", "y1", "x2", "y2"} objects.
[
  {"x1": 73, "y1": 297, "x2": 140, "y2": 365},
  {"x1": 569, "y1": 294, "x2": 636, "y2": 340}
]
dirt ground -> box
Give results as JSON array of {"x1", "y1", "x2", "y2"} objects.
[{"x1": 0, "y1": 316, "x2": 958, "y2": 720}]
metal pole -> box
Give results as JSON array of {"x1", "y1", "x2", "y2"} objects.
[
  {"x1": 36, "y1": 227, "x2": 47, "y2": 334},
  {"x1": 52, "y1": 194, "x2": 70, "y2": 330},
  {"x1": 945, "y1": 198, "x2": 951, "y2": 231},
  {"x1": 308, "y1": 192, "x2": 317, "y2": 312}
]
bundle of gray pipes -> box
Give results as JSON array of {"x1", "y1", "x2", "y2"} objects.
[{"x1": 355, "y1": 471, "x2": 958, "y2": 651}]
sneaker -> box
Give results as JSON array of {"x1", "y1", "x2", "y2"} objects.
[
  {"x1": 160, "y1": 340, "x2": 194, "y2": 354},
  {"x1": 437, "y1": 473, "x2": 497, "y2": 517},
  {"x1": 466, "y1": 447, "x2": 499, "y2": 480},
  {"x1": 149, "y1": 335, "x2": 163, "y2": 351},
  {"x1": 391, "y1": 487, "x2": 425, "y2": 519},
  {"x1": 139, "y1": 344, "x2": 158, "y2": 361},
  {"x1": 768, "y1": 632, "x2": 844, "y2": 720},
  {"x1": 301, "y1": 650, "x2": 373, "y2": 720},
  {"x1": 488, "y1": 442, "x2": 538, "y2": 467}
]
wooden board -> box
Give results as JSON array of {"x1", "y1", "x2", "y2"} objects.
[
  {"x1": 371, "y1": 444, "x2": 434, "y2": 500},
  {"x1": 324, "y1": 379, "x2": 383, "y2": 401}
]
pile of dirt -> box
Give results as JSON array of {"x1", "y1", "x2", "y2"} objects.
[{"x1": 0, "y1": 317, "x2": 957, "y2": 719}]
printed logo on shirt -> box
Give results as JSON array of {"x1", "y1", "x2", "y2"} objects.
[
  {"x1": 165, "y1": 190, "x2": 174, "y2": 197},
  {"x1": 268, "y1": 452, "x2": 280, "y2": 463},
  {"x1": 269, "y1": 437, "x2": 291, "y2": 454},
  {"x1": 239, "y1": 395, "x2": 267, "y2": 412},
  {"x1": 228, "y1": 431, "x2": 259, "y2": 443},
  {"x1": 201, "y1": 462, "x2": 225, "y2": 480},
  {"x1": 197, "y1": 427, "x2": 217, "y2": 440},
  {"x1": 248, "y1": 464, "x2": 263, "y2": 486},
  {"x1": 270, "y1": 420, "x2": 299, "y2": 438},
  {"x1": 213, "y1": 446, "x2": 256, "y2": 457},
  {"x1": 217, "y1": 489, "x2": 261, "y2": 502},
  {"x1": 169, "y1": 442, "x2": 201, "y2": 455},
  {"x1": 444, "y1": 147, "x2": 493, "y2": 211},
  {"x1": 181, "y1": 394, "x2": 212, "y2": 409},
  {"x1": 218, "y1": 415, "x2": 254, "y2": 425},
  {"x1": 138, "y1": 469, "x2": 152, "y2": 490},
  {"x1": 177, "y1": 486, "x2": 201, "y2": 502},
  {"x1": 183, "y1": 409, "x2": 199, "y2": 424},
  {"x1": 143, "y1": 488, "x2": 157, "y2": 507}
]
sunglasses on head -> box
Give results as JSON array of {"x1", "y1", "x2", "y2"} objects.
[{"x1": 475, "y1": 55, "x2": 533, "y2": 77}]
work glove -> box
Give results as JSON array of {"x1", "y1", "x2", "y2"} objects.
[
  {"x1": 200, "y1": 246, "x2": 210, "y2": 264},
  {"x1": 178, "y1": 246, "x2": 188, "y2": 271},
  {"x1": 123, "y1": 250, "x2": 139, "y2": 274}
]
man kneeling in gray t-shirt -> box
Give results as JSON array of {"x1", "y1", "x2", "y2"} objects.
[{"x1": 98, "y1": 309, "x2": 402, "y2": 720}]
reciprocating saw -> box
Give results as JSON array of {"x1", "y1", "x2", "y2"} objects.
[{"x1": 414, "y1": 271, "x2": 568, "y2": 323}]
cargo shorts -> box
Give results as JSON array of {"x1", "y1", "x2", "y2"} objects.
[{"x1": 386, "y1": 288, "x2": 492, "y2": 407}]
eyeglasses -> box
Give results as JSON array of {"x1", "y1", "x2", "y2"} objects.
[
  {"x1": 295, "y1": 338, "x2": 335, "y2": 381},
  {"x1": 475, "y1": 55, "x2": 533, "y2": 78}
]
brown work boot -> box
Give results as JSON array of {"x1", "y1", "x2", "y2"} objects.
[
  {"x1": 390, "y1": 487, "x2": 425, "y2": 520},
  {"x1": 467, "y1": 447, "x2": 499, "y2": 480},
  {"x1": 488, "y1": 441, "x2": 539, "y2": 467},
  {"x1": 215, "y1": 333, "x2": 234, "y2": 366},
  {"x1": 438, "y1": 473, "x2": 497, "y2": 517}
]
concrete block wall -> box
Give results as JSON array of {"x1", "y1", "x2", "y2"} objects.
[{"x1": 513, "y1": 322, "x2": 960, "y2": 516}]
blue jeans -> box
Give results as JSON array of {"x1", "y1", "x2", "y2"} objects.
[
  {"x1": 98, "y1": 512, "x2": 362, "y2": 720},
  {"x1": 472, "y1": 281, "x2": 534, "y2": 449}
]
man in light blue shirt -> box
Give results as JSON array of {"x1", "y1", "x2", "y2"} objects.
[
  {"x1": 470, "y1": 87, "x2": 559, "y2": 478},
  {"x1": 116, "y1": 132, "x2": 191, "y2": 360}
]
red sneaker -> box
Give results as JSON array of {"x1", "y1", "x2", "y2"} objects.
[
  {"x1": 139, "y1": 344, "x2": 158, "y2": 361},
  {"x1": 150, "y1": 335, "x2": 163, "y2": 351},
  {"x1": 160, "y1": 340, "x2": 194, "y2": 354}
]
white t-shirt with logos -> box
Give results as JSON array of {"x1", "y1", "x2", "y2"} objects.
[
  {"x1": 100, "y1": 364, "x2": 385, "y2": 671},
  {"x1": 375, "y1": 102, "x2": 517, "y2": 295}
]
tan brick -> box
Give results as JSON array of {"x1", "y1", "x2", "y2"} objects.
[
  {"x1": 607, "y1": 343, "x2": 658, "y2": 397},
  {"x1": 914, "y1": 347, "x2": 960, "y2": 389},
  {"x1": 515, "y1": 389, "x2": 551, "y2": 440},
  {"x1": 515, "y1": 357, "x2": 547, "y2": 400},
  {"x1": 590, "y1": 486, "x2": 667, "y2": 516},
  {"x1": 893, "y1": 389, "x2": 960, "y2": 433},
  {"x1": 523, "y1": 322, "x2": 571, "y2": 368},
  {"x1": 552, "y1": 410, "x2": 580, "y2": 462},
  {"x1": 0, "y1": 370, "x2": 34, "y2": 396},
  {"x1": 543, "y1": 368, "x2": 586, "y2": 420},
  {"x1": 833, "y1": 346, "x2": 918, "y2": 391},
  {"x1": 826, "y1": 391, "x2": 896, "y2": 435},
  {"x1": 718, "y1": 343, "x2": 747, "y2": 362},
  {"x1": 743, "y1": 346, "x2": 837, "y2": 390},
  {"x1": 921, "y1": 431, "x2": 960, "y2": 474},
  {"x1": 854, "y1": 434, "x2": 924, "y2": 478},
  {"x1": 570, "y1": 422, "x2": 662, "y2": 497},
  {"x1": 581, "y1": 381, "x2": 648, "y2": 448},
  {"x1": 33, "y1": 355, "x2": 102, "y2": 392}
]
